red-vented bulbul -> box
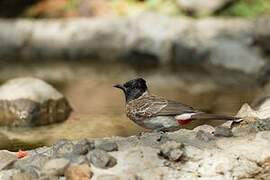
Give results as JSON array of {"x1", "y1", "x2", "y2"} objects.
[{"x1": 114, "y1": 78, "x2": 241, "y2": 132}]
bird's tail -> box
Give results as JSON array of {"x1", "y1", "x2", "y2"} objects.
[{"x1": 190, "y1": 113, "x2": 242, "y2": 122}]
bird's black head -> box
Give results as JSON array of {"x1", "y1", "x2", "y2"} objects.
[{"x1": 114, "y1": 78, "x2": 148, "y2": 102}]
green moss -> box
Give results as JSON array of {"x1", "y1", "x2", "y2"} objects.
[{"x1": 219, "y1": 0, "x2": 270, "y2": 17}]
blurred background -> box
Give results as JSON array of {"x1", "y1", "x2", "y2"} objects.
[{"x1": 0, "y1": 0, "x2": 269, "y2": 151}]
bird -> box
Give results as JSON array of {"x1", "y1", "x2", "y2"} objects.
[{"x1": 114, "y1": 78, "x2": 242, "y2": 132}]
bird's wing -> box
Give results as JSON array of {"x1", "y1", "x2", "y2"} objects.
[
  {"x1": 129, "y1": 95, "x2": 195, "y2": 119},
  {"x1": 156, "y1": 100, "x2": 196, "y2": 116},
  {"x1": 128, "y1": 95, "x2": 168, "y2": 119}
]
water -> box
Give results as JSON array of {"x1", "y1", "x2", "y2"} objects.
[{"x1": 0, "y1": 61, "x2": 258, "y2": 150}]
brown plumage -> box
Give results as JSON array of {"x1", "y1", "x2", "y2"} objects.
[{"x1": 114, "y1": 78, "x2": 241, "y2": 132}]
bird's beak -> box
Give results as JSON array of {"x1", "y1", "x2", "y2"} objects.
[{"x1": 113, "y1": 84, "x2": 125, "y2": 91}]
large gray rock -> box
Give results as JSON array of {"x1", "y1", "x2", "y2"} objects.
[
  {"x1": 172, "y1": 18, "x2": 265, "y2": 75},
  {"x1": 0, "y1": 14, "x2": 267, "y2": 76},
  {"x1": 0, "y1": 150, "x2": 17, "y2": 170},
  {"x1": 208, "y1": 39, "x2": 265, "y2": 74},
  {"x1": 0, "y1": 77, "x2": 72, "y2": 127}
]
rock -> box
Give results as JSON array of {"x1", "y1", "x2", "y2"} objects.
[
  {"x1": 171, "y1": 18, "x2": 263, "y2": 76},
  {"x1": 13, "y1": 154, "x2": 50, "y2": 178},
  {"x1": 208, "y1": 40, "x2": 265, "y2": 74},
  {"x1": 255, "y1": 157, "x2": 270, "y2": 179},
  {"x1": 42, "y1": 158, "x2": 70, "y2": 176},
  {"x1": 2, "y1": 117, "x2": 270, "y2": 179},
  {"x1": 11, "y1": 172, "x2": 34, "y2": 180},
  {"x1": 38, "y1": 175, "x2": 60, "y2": 180},
  {"x1": 87, "y1": 149, "x2": 117, "y2": 169},
  {"x1": 237, "y1": 103, "x2": 259, "y2": 118},
  {"x1": 0, "y1": 77, "x2": 72, "y2": 127},
  {"x1": 73, "y1": 139, "x2": 95, "y2": 155},
  {"x1": 0, "y1": 169, "x2": 20, "y2": 180},
  {"x1": 69, "y1": 155, "x2": 87, "y2": 165},
  {"x1": 96, "y1": 142, "x2": 118, "y2": 152},
  {"x1": 53, "y1": 139, "x2": 75, "y2": 158},
  {"x1": 214, "y1": 126, "x2": 233, "y2": 137},
  {"x1": 196, "y1": 130, "x2": 215, "y2": 142},
  {"x1": 168, "y1": 149, "x2": 184, "y2": 162},
  {"x1": 0, "y1": 14, "x2": 264, "y2": 79},
  {"x1": 176, "y1": 0, "x2": 233, "y2": 16},
  {"x1": 194, "y1": 125, "x2": 215, "y2": 134},
  {"x1": 254, "y1": 17, "x2": 270, "y2": 53},
  {"x1": 172, "y1": 36, "x2": 209, "y2": 66},
  {"x1": 64, "y1": 164, "x2": 92, "y2": 180},
  {"x1": 159, "y1": 141, "x2": 184, "y2": 161},
  {"x1": 0, "y1": 150, "x2": 17, "y2": 170},
  {"x1": 252, "y1": 83, "x2": 270, "y2": 119},
  {"x1": 96, "y1": 174, "x2": 122, "y2": 180},
  {"x1": 126, "y1": 13, "x2": 185, "y2": 64}
]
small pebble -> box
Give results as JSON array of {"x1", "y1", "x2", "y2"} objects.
[
  {"x1": 194, "y1": 125, "x2": 215, "y2": 134},
  {"x1": 42, "y1": 158, "x2": 70, "y2": 176},
  {"x1": 159, "y1": 141, "x2": 184, "y2": 162},
  {"x1": 73, "y1": 139, "x2": 95, "y2": 155},
  {"x1": 214, "y1": 126, "x2": 233, "y2": 137},
  {"x1": 196, "y1": 130, "x2": 215, "y2": 142},
  {"x1": 65, "y1": 164, "x2": 92, "y2": 180},
  {"x1": 87, "y1": 149, "x2": 117, "y2": 169},
  {"x1": 69, "y1": 155, "x2": 87, "y2": 165},
  {"x1": 169, "y1": 149, "x2": 183, "y2": 161},
  {"x1": 97, "y1": 142, "x2": 118, "y2": 152},
  {"x1": 53, "y1": 139, "x2": 74, "y2": 158}
]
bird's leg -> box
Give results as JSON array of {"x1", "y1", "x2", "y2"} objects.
[
  {"x1": 138, "y1": 132, "x2": 145, "y2": 136},
  {"x1": 152, "y1": 128, "x2": 167, "y2": 134}
]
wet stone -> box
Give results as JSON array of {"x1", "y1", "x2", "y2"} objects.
[
  {"x1": 73, "y1": 139, "x2": 95, "y2": 155},
  {"x1": 42, "y1": 158, "x2": 70, "y2": 176},
  {"x1": 159, "y1": 141, "x2": 184, "y2": 162},
  {"x1": 0, "y1": 150, "x2": 17, "y2": 170},
  {"x1": 96, "y1": 142, "x2": 118, "y2": 152},
  {"x1": 196, "y1": 130, "x2": 216, "y2": 142},
  {"x1": 214, "y1": 126, "x2": 233, "y2": 137},
  {"x1": 87, "y1": 149, "x2": 117, "y2": 169}
]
